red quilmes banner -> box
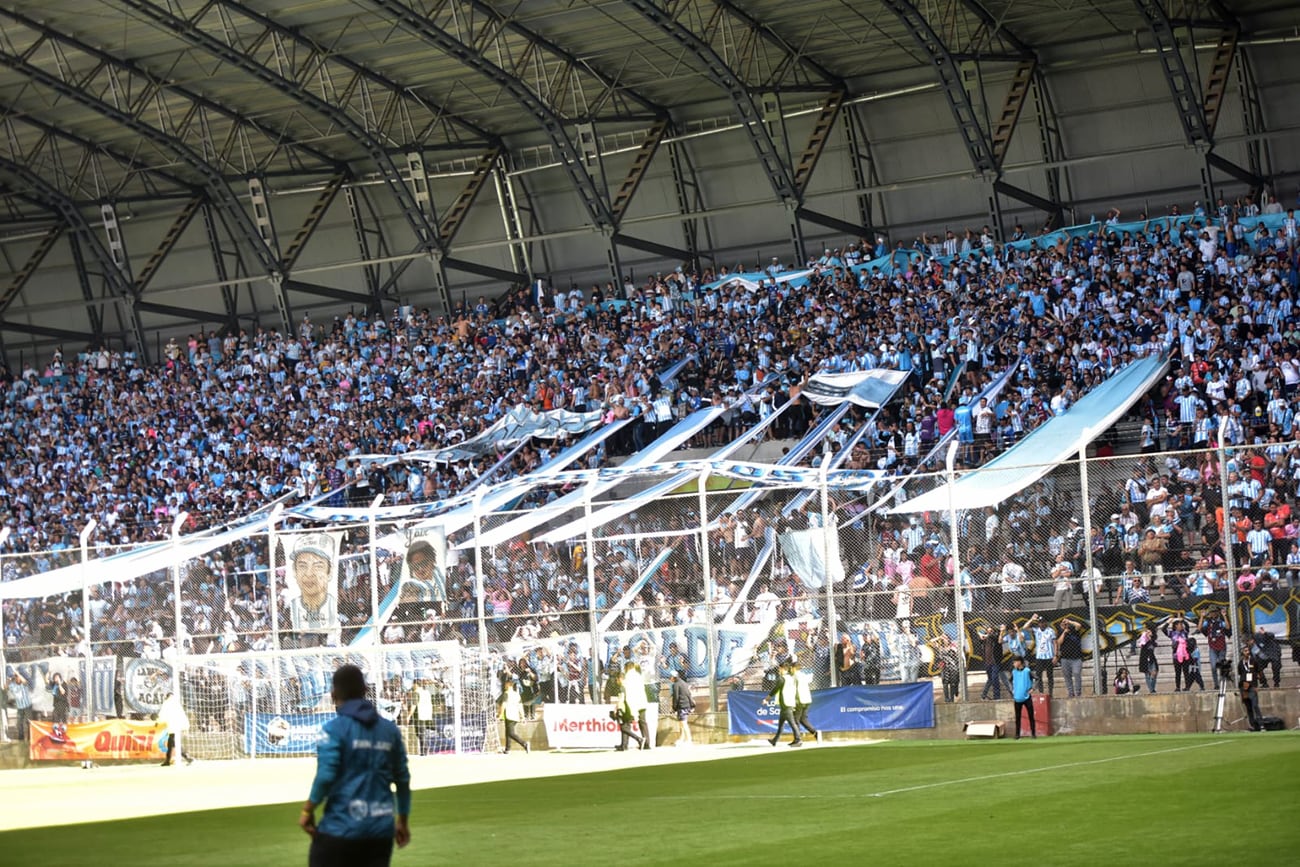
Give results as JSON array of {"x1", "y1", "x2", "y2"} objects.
[
  {"x1": 29, "y1": 719, "x2": 167, "y2": 762},
  {"x1": 541, "y1": 703, "x2": 658, "y2": 750}
]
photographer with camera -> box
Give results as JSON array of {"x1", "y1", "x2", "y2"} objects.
[
  {"x1": 1058, "y1": 620, "x2": 1085, "y2": 697},
  {"x1": 1199, "y1": 606, "x2": 1232, "y2": 689},
  {"x1": 1237, "y1": 655, "x2": 1264, "y2": 731}
]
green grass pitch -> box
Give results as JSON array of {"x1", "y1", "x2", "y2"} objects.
[{"x1": 4, "y1": 733, "x2": 1298, "y2": 866}]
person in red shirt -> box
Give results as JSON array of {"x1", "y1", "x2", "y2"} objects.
[
  {"x1": 1264, "y1": 494, "x2": 1292, "y2": 562},
  {"x1": 1248, "y1": 450, "x2": 1267, "y2": 484},
  {"x1": 935, "y1": 401, "x2": 956, "y2": 436}
]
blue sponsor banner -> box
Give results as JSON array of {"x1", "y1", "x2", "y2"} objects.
[
  {"x1": 243, "y1": 712, "x2": 334, "y2": 755},
  {"x1": 728, "y1": 683, "x2": 934, "y2": 735}
]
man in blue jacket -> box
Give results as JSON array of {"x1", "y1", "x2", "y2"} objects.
[
  {"x1": 300, "y1": 664, "x2": 411, "y2": 866},
  {"x1": 1011, "y1": 657, "x2": 1037, "y2": 740}
]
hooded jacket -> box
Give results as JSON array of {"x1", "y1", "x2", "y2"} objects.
[{"x1": 309, "y1": 698, "x2": 411, "y2": 840}]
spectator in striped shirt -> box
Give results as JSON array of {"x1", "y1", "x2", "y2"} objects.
[
  {"x1": 1122, "y1": 573, "x2": 1150, "y2": 605},
  {"x1": 1187, "y1": 558, "x2": 1219, "y2": 596},
  {"x1": 1245, "y1": 519, "x2": 1273, "y2": 566}
]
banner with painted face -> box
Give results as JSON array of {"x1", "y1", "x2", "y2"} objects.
[
  {"x1": 279, "y1": 531, "x2": 342, "y2": 633},
  {"x1": 395, "y1": 527, "x2": 450, "y2": 608}
]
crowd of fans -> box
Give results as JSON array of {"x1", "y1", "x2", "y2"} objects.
[{"x1": 2, "y1": 192, "x2": 1298, "y2": 704}]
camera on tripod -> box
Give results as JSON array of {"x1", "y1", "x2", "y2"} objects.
[{"x1": 1216, "y1": 656, "x2": 1234, "y2": 682}]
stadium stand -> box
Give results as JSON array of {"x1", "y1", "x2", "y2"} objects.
[{"x1": 3, "y1": 197, "x2": 1299, "y2": 749}]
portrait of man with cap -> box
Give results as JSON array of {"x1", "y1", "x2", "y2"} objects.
[{"x1": 286, "y1": 532, "x2": 339, "y2": 633}]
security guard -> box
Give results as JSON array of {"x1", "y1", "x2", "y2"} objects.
[{"x1": 766, "y1": 658, "x2": 803, "y2": 747}]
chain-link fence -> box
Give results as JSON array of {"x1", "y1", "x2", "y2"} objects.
[{"x1": 4, "y1": 441, "x2": 1298, "y2": 751}]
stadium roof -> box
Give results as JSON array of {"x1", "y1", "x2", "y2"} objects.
[
  {"x1": 0, "y1": 0, "x2": 1295, "y2": 355},
  {"x1": 0, "y1": 0, "x2": 1286, "y2": 192}
]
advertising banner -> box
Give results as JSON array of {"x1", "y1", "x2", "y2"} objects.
[
  {"x1": 28, "y1": 718, "x2": 168, "y2": 762},
  {"x1": 541, "y1": 703, "x2": 660, "y2": 750},
  {"x1": 727, "y1": 683, "x2": 935, "y2": 735},
  {"x1": 243, "y1": 712, "x2": 334, "y2": 756}
]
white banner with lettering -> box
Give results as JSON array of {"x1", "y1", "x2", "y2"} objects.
[{"x1": 541, "y1": 703, "x2": 660, "y2": 750}]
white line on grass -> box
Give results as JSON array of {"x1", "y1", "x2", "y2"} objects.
[
  {"x1": 864, "y1": 739, "x2": 1231, "y2": 798},
  {"x1": 652, "y1": 739, "x2": 1232, "y2": 801}
]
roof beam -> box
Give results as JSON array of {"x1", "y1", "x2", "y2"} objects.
[
  {"x1": 0, "y1": 9, "x2": 337, "y2": 170},
  {"x1": 0, "y1": 107, "x2": 195, "y2": 202},
  {"x1": 0, "y1": 44, "x2": 284, "y2": 283},
  {"x1": 442, "y1": 257, "x2": 527, "y2": 285},
  {"x1": 283, "y1": 279, "x2": 377, "y2": 306},
  {"x1": 0, "y1": 226, "x2": 63, "y2": 318},
  {"x1": 881, "y1": 0, "x2": 998, "y2": 176},
  {"x1": 621, "y1": 0, "x2": 799, "y2": 204},
  {"x1": 612, "y1": 233, "x2": 695, "y2": 261},
  {"x1": 0, "y1": 157, "x2": 142, "y2": 351},
  {"x1": 118, "y1": 0, "x2": 444, "y2": 255},
  {"x1": 119, "y1": 0, "x2": 455, "y2": 315},
  {"x1": 992, "y1": 180, "x2": 1063, "y2": 225},
  {"x1": 0, "y1": 319, "x2": 94, "y2": 342},
  {"x1": 794, "y1": 207, "x2": 875, "y2": 238},
  {"x1": 135, "y1": 300, "x2": 234, "y2": 325},
  {"x1": 459, "y1": 0, "x2": 665, "y2": 120},
  {"x1": 367, "y1": 0, "x2": 618, "y2": 231},
  {"x1": 708, "y1": 0, "x2": 845, "y2": 90},
  {"x1": 955, "y1": 0, "x2": 1036, "y2": 58},
  {"x1": 1131, "y1": 0, "x2": 1214, "y2": 147},
  {"x1": 215, "y1": 0, "x2": 495, "y2": 144},
  {"x1": 1205, "y1": 151, "x2": 1265, "y2": 188}
]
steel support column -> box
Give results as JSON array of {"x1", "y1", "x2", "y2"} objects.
[
  {"x1": 843, "y1": 105, "x2": 887, "y2": 239},
  {"x1": 667, "y1": 139, "x2": 712, "y2": 273},
  {"x1": 200, "y1": 203, "x2": 247, "y2": 329}
]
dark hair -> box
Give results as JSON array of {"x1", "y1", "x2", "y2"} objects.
[{"x1": 332, "y1": 664, "x2": 367, "y2": 702}]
